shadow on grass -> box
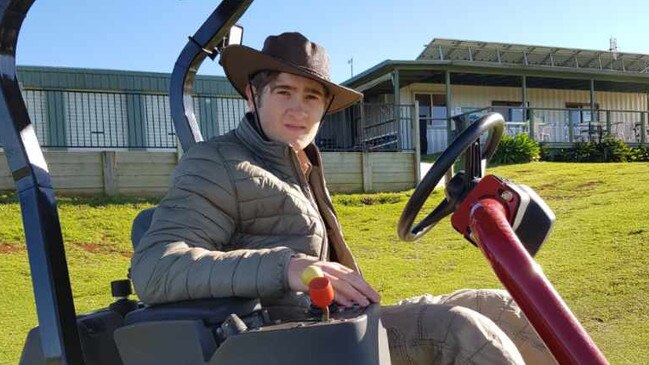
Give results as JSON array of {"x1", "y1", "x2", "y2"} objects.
[
  {"x1": 0, "y1": 191, "x2": 160, "y2": 207},
  {"x1": 60, "y1": 195, "x2": 160, "y2": 207},
  {"x1": 332, "y1": 191, "x2": 411, "y2": 206},
  {"x1": 0, "y1": 191, "x2": 18, "y2": 204}
]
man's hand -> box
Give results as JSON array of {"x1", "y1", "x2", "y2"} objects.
[{"x1": 288, "y1": 256, "x2": 381, "y2": 307}]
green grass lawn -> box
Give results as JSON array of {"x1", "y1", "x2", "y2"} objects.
[{"x1": 1, "y1": 162, "x2": 648, "y2": 364}]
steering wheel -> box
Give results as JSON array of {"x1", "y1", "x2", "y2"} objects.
[{"x1": 398, "y1": 112, "x2": 505, "y2": 241}]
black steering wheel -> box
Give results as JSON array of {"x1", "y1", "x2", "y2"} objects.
[{"x1": 398, "y1": 112, "x2": 505, "y2": 241}]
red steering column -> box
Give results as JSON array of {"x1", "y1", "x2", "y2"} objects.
[{"x1": 451, "y1": 176, "x2": 608, "y2": 365}]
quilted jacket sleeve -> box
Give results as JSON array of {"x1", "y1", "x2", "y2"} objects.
[{"x1": 130, "y1": 143, "x2": 296, "y2": 305}]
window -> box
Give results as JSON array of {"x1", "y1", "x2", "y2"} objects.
[
  {"x1": 565, "y1": 102, "x2": 600, "y2": 124},
  {"x1": 491, "y1": 101, "x2": 528, "y2": 122},
  {"x1": 415, "y1": 93, "x2": 447, "y2": 126},
  {"x1": 432, "y1": 94, "x2": 447, "y2": 122}
]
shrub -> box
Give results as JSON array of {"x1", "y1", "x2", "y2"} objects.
[
  {"x1": 630, "y1": 146, "x2": 649, "y2": 162},
  {"x1": 571, "y1": 141, "x2": 600, "y2": 162},
  {"x1": 491, "y1": 133, "x2": 540, "y2": 165},
  {"x1": 545, "y1": 147, "x2": 572, "y2": 162},
  {"x1": 538, "y1": 142, "x2": 551, "y2": 161},
  {"x1": 598, "y1": 136, "x2": 632, "y2": 162},
  {"x1": 547, "y1": 136, "x2": 634, "y2": 162}
]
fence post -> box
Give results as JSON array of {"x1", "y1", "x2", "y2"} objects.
[
  {"x1": 528, "y1": 109, "x2": 535, "y2": 140},
  {"x1": 641, "y1": 112, "x2": 646, "y2": 145},
  {"x1": 444, "y1": 112, "x2": 455, "y2": 186},
  {"x1": 606, "y1": 110, "x2": 612, "y2": 136},
  {"x1": 360, "y1": 100, "x2": 367, "y2": 153},
  {"x1": 362, "y1": 152, "x2": 372, "y2": 193},
  {"x1": 102, "y1": 151, "x2": 118, "y2": 196},
  {"x1": 360, "y1": 101, "x2": 372, "y2": 192},
  {"x1": 395, "y1": 104, "x2": 403, "y2": 150},
  {"x1": 413, "y1": 101, "x2": 421, "y2": 183},
  {"x1": 568, "y1": 111, "x2": 574, "y2": 143}
]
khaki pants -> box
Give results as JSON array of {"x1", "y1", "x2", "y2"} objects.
[{"x1": 380, "y1": 289, "x2": 557, "y2": 365}]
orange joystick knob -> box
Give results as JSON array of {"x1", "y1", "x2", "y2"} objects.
[
  {"x1": 308, "y1": 277, "x2": 334, "y2": 308},
  {"x1": 308, "y1": 277, "x2": 334, "y2": 321}
]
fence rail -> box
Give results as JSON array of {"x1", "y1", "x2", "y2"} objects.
[
  {"x1": 5, "y1": 88, "x2": 648, "y2": 152},
  {"x1": 9, "y1": 89, "x2": 418, "y2": 152},
  {"x1": 320, "y1": 103, "x2": 415, "y2": 152},
  {"x1": 5, "y1": 88, "x2": 247, "y2": 150},
  {"x1": 449, "y1": 106, "x2": 648, "y2": 145}
]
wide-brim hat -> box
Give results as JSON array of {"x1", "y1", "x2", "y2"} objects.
[{"x1": 220, "y1": 32, "x2": 362, "y2": 113}]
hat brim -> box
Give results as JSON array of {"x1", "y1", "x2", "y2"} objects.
[{"x1": 220, "y1": 45, "x2": 362, "y2": 113}]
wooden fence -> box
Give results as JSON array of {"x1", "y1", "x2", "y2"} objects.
[{"x1": 0, "y1": 151, "x2": 418, "y2": 196}]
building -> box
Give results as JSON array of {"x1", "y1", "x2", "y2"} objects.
[
  {"x1": 5, "y1": 38, "x2": 645, "y2": 195},
  {"x1": 14, "y1": 66, "x2": 246, "y2": 150},
  {"x1": 342, "y1": 39, "x2": 649, "y2": 153},
  {"x1": 0, "y1": 66, "x2": 417, "y2": 195}
]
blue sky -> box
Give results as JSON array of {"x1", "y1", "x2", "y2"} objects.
[{"x1": 17, "y1": 0, "x2": 649, "y2": 83}]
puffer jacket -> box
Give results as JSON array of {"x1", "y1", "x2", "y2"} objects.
[{"x1": 131, "y1": 114, "x2": 359, "y2": 306}]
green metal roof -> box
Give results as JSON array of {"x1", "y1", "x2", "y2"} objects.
[{"x1": 16, "y1": 65, "x2": 240, "y2": 97}]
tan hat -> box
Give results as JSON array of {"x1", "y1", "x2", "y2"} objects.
[{"x1": 220, "y1": 32, "x2": 362, "y2": 113}]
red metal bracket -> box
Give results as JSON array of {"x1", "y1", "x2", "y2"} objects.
[{"x1": 451, "y1": 175, "x2": 521, "y2": 243}]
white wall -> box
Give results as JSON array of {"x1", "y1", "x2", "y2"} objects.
[{"x1": 401, "y1": 83, "x2": 647, "y2": 111}]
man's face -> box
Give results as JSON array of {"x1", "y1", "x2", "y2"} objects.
[{"x1": 246, "y1": 72, "x2": 328, "y2": 150}]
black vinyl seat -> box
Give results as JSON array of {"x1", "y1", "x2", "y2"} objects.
[{"x1": 130, "y1": 207, "x2": 157, "y2": 250}]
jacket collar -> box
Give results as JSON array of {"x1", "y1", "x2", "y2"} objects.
[{"x1": 234, "y1": 113, "x2": 323, "y2": 170}]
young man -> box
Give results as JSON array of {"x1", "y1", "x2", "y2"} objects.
[{"x1": 131, "y1": 32, "x2": 554, "y2": 364}]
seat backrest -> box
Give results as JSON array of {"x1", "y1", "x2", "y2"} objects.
[{"x1": 131, "y1": 207, "x2": 157, "y2": 250}]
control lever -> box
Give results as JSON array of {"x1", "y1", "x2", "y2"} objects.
[
  {"x1": 308, "y1": 277, "x2": 334, "y2": 321},
  {"x1": 301, "y1": 265, "x2": 335, "y2": 321}
]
